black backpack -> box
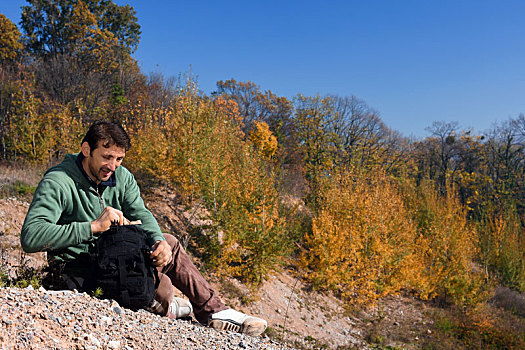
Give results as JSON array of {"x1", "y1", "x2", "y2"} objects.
[{"x1": 92, "y1": 223, "x2": 157, "y2": 310}]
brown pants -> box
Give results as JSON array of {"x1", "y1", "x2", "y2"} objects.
[{"x1": 152, "y1": 234, "x2": 227, "y2": 323}]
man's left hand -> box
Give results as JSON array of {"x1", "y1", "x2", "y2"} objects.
[{"x1": 150, "y1": 240, "x2": 172, "y2": 267}]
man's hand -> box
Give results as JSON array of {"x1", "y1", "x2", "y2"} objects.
[
  {"x1": 150, "y1": 240, "x2": 172, "y2": 267},
  {"x1": 91, "y1": 206, "x2": 126, "y2": 235}
]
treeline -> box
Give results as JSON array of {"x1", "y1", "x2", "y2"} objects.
[{"x1": 1, "y1": 1, "x2": 524, "y2": 307}]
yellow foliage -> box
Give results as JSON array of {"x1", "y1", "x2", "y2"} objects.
[
  {"x1": 479, "y1": 205, "x2": 525, "y2": 291},
  {"x1": 403, "y1": 180, "x2": 485, "y2": 305},
  {"x1": 51, "y1": 108, "x2": 85, "y2": 158},
  {"x1": 301, "y1": 168, "x2": 485, "y2": 306},
  {"x1": 249, "y1": 121, "x2": 278, "y2": 159},
  {"x1": 301, "y1": 167, "x2": 420, "y2": 304},
  {"x1": 0, "y1": 14, "x2": 23, "y2": 62},
  {"x1": 65, "y1": 1, "x2": 120, "y2": 72},
  {"x1": 6, "y1": 90, "x2": 84, "y2": 163}
]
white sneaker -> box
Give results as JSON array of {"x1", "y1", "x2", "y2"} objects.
[
  {"x1": 168, "y1": 297, "x2": 193, "y2": 319},
  {"x1": 208, "y1": 308, "x2": 267, "y2": 336}
]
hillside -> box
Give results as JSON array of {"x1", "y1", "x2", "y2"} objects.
[{"x1": 1, "y1": 172, "x2": 525, "y2": 349}]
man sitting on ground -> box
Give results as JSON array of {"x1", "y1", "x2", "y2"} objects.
[{"x1": 21, "y1": 120, "x2": 267, "y2": 336}]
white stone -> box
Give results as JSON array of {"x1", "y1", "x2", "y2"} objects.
[
  {"x1": 87, "y1": 334, "x2": 101, "y2": 347},
  {"x1": 107, "y1": 340, "x2": 121, "y2": 349},
  {"x1": 100, "y1": 316, "x2": 112, "y2": 326}
]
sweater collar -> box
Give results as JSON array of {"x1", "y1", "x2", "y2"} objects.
[{"x1": 75, "y1": 153, "x2": 117, "y2": 189}]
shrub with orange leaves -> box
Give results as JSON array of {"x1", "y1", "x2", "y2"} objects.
[
  {"x1": 301, "y1": 166, "x2": 420, "y2": 304},
  {"x1": 301, "y1": 166, "x2": 486, "y2": 306},
  {"x1": 402, "y1": 179, "x2": 487, "y2": 306},
  {"x1": 478, "y1": 204, "x2": 525, "y2": 292}
]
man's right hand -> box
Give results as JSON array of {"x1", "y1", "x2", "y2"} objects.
[{"x1": 91, "y1": 206, "x2": 126, "y2": 235}]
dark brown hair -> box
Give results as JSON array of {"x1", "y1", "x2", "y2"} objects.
[{"x1": 82, "y1": 121, "x2": 131, "y2": 153}]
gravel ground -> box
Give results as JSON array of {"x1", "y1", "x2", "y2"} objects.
[{"x1": 0, "y1": 286, "x2": 294, "y2": 350}]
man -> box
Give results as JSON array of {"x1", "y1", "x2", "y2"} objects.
[{"x1": 21, "y1": 121, "x2": 267, "y2": 336}]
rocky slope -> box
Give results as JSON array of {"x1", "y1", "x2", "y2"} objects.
[{"x1": 0, "y1": 286, "x2": 291, "y2": 349}]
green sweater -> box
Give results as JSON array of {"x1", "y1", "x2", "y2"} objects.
[{"x1": 21, "y1": 153, "x2": 164, "y2": 262}]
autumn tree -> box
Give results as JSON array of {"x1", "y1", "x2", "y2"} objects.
[
  {"x1": 451, "y1": 132, "x2": 489, "y2": 217},
  {"x1": 301, "y1": 167, "x2": 421, "y2": 304},
  {"x1": 293, "y1": 94, "x2": 339, "y2": 204},
  {"x1": 215, "y1": 79, "x2": 296, "y2": 163},
  {"x1": 403, "y1": 180, "x2": 484, "y2": 305},
  {"x1": 85, "y1": 0, "x2": 140, "y2": 53},
  {"x1": 216, "y1": 79, "x2": 304, "y2": 197},
  {"x1": 323, "y1": 94, "x2": 404, "y2": 171},
  {"x1": 411, "y1": 119, "x2": 525, "y2": 293},
  {"x1": 484, "y1": 121, "x2": 524, "y2": 206},
  {"x1": 293, "y1": 94, "x2": 406, "y2": 204},
  {"x1": 20, "y1": 0, "x2": 142, "y2": 115},
  {"x1": 0, "y1": 15, "x2": 25, "y2": 158},
  {"x1": 0, "y1": 14, "x2": 24, "y2": 64},
  {"x1": 216, "y1": 79, "x2": 294, "y2": 137},
  {"x1": 20, "y1": 0, "x2": 140, "y2": 57},
  {"x1": 414, "y1": 121, "x2": 460, "y2": 194}
]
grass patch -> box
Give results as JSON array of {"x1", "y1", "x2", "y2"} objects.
[
  {"x1": 0, "y1": 247, "x2": 44, "y2": 289},
  {"x1": 12, "y1": 181, "x2": 36, "y2": 196},
  {"x1": 0, "y1": 180, "x2": 37, "y2": 199},
  {"x1": 263, "y1": 326, "x2": 282, "y2": 341},
  {"x1": 0, "y1": 264, "x2": 42, "y2": 289}
]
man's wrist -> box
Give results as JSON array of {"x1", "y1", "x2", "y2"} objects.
[{"x1": 90, "y1": 221, "x2": 100, "y2": 235}]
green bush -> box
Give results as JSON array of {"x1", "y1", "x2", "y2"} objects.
[{"x1": 0, "y1": 180, "x2": 36, "y2": 198}]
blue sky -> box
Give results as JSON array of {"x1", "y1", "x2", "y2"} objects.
[{"x1": 3, "y1": 0, "x2": 525, "y2": 138}]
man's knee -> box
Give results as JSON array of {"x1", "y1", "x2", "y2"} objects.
[{"x1": 163, "y1": 233, "x2": 180, "y2": 251}]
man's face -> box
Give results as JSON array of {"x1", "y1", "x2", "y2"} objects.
[{"x1": 81, "y1": 141, "x2": 126, "y2": 184}]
